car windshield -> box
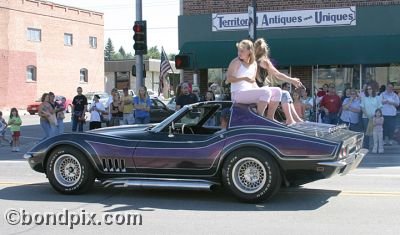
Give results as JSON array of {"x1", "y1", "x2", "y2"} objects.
[{"x1": 150, "y1": 102, "x2": 232, "y2": 133}]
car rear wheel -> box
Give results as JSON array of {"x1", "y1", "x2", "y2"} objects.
[
  {"x1": 222, "y1": 149, "x2": 281, "y2": 203},
  {"x1": 46, "y1": 147, "x2": 95, "y2": 194}
]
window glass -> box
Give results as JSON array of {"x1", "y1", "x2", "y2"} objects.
[
  {"x1": 313, "y1": 65, "x2": 360, "y2": 96},
  {"x1": 26, "y1": 66, "x2": 37, "y2": 81},
  {"x1": 80, "y1": 68, "x2": 88, "y2": 83},
  {"x1": 64, "y1": 33, "x2": 73, "y2": 46},
  {"x1": 27, "y1": 28, "x2": 41, "y2": 42},
  {"x1": 89, "y1": 36, "x2": 97, "y2": 48}
]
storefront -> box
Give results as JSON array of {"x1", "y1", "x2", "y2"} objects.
[{"x1": 177, "y1": 2, "x2": 400, "y2": 95}]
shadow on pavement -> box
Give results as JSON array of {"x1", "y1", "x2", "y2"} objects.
[{"x1": 0, "y1": 183, "x2": 340, "y2": 212}]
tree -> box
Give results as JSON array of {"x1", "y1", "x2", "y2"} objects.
[
  {"x1": 144, "y1": 46, "x2": 160, "y2": 60},
  {"x1": 104, "y1": 38, "x2": 115, "y2": 61},
  {"x1": 118, "y1": 46, "x2": 126, "y2": 58},
  {"x1": 168, "y1": 53, "x2": 176, "y2": 61}
]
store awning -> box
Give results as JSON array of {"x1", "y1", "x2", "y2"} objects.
[{"x1": 179, "y1": 35, "x2": 400, "y2": 69}]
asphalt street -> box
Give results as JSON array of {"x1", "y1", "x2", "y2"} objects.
[{"x1": 0, "y1": 114, "x2": 399, "y2": 234}]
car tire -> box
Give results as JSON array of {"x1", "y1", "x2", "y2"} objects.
[
  {"x1": 46, "y1": 146, "x2": 95, "y2": 194},
  {"x1": 67, "y1": 105, "x2": 72, "y2": 113},
  {"x1": 222, "y1": 148, "x2": 281, "y2": 203}
]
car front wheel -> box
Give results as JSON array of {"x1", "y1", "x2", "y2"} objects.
[
  {"x1": 222, "y1": 149, "x2": 281, "y2": 203},
  {"x1": 46, "y1": 147, "x2": 95, "y2": 194}
]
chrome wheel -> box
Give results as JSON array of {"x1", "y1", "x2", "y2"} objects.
[
  {"x1": 53, "y1": 154, "x2": 82, "y2": 187},
  {"x1": 232, "y1": 157, "x2": 267, "y2": 194}
]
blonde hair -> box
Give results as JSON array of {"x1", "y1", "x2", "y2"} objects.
[
  {"x1": 236, "y1": 39, "x2": 255, "y2": 64},
  {"x1": 254, "y1": 38, "x2": 270, "y2": 61},
  {"x1": 254, "y1": 38, "x2": 274, "y2": 86}
]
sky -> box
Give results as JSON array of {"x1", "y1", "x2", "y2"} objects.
[{"x1": 50, "y1": 0, "x2": 180, "y2": 54}]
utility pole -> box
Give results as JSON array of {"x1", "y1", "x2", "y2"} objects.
[
  {"x1": 248, "y1": 0, "x2": 257, "y2": 41},
  {"x1": 135, "y1": 0, "x2": 144, "y2": 89}
]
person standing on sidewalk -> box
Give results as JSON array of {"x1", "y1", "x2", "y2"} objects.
[
  {"x1": 361, "y1": 85, "x2": 382, "y2": 149},
  {"x1": 8, "y1": 108, "x2": 22, "y2": 152},
  {"x1": 71, "y1": 87, "x2": 88, "y2": 132},
  {"x1": 134, "y1": 86, "x2": 151, "y2": 124},
  {"x1": 89, "y1": 95, "x2": 106, "y2": 130},
  {"x1": 0, "y1": 111, "x2": 10, "y2": 145},
  {"x1": 320, "y1": 84, "x2": 342, "y2": 125},
  {"x1": 372, "y1": 109, "x2": 384, "y2": 154},
  {"x1": 122, "y1": 87, "x2": 135, "y2": 125},
  {"x1": 380, "y1": 83, "x2": 399, "y2": 146}
]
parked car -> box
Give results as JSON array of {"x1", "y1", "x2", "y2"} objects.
[
  {"x1": 85, "y1": 92, "x2": 110, "y2": 111},
  {"x1": 149, "y1": 98, "x2": 175, "y2": 123},
  {"x1": 27, "y1": 95, "x2": 72, "y2": 115},
  {"x1": 24, "y1": 101, "x2": 367, "y2": 203}
]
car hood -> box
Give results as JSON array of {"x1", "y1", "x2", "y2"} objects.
[
  {"x1": 86, "y1": 124, "x2": 155, "y2": 138},
  {"x1": 290, "y1": 122, "x2": 363, "y2": 143}
]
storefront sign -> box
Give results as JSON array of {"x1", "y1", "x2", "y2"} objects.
[{"x1": 212, "y1": 7, "x2": 356, "y2": 31}]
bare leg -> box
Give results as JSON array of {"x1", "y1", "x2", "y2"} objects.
[
  {"x1": 266, "y1": 101, "x2": 280, "y2": 121},
  {"x1": 257, "y1": 101, "x2": 269, "y2": 116},
  {"x1": 290, "y1": 103, "x2": 304, "y2": 122},
  {"x1": 282, "y1": 103, "x2": 296, "y2": 125}
]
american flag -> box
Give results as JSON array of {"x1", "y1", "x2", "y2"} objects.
[{"x1": 159, "y1": 47, "x2": 173, "y2": 95}]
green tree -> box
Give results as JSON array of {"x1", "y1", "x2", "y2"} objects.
[
  {"x1": 111, "y1": 53, "x2": 124, "y2": 60},
  {"x1": 144, "y1": 46, "x2": 161, "y2": 60},
  {"x1": 104, "y1": 38, "x2": 115, "y2": 61},
  {"x1": 118, "y1": 46, "x2": 126, "y2": 58},
  {"x1": 168, "y1": 53, "x2": 176, "y2": 61},
  {"x1": 126, "y1": 52, "x2": 135, "y2": 59}
]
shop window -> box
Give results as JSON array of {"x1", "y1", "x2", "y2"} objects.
[
  {"x1": 80, "y1": 68, "x2": 88, "y2": 83},
  {"x1": 89, "y1": 36, "x2": 97, "y2": 48},
  {"x1": 313, "y1": 65, "x2": 360, "y2": 96},
  {"x1": 64, "y1": 33, "x2": 73, "y2": 46},
  {"x1": 27, "y1": 28, "x2": 41, "y2": 42},
  {"x1": 362, "y1": 64, "x2": 400, "y2": 89},
  {"x1": 26, "y1": 66, "x2": 37, "y2": 82}
]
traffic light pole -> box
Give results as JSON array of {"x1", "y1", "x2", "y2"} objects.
[{"x1": 135, "y1": 0, "x2": 144, "y2": 89}]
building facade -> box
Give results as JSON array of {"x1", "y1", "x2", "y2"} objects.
[
  {"x1": 178, "y1": 0, "x2": 400, "y2": 96},
  {"x1": 0, "y1": 0, "x2": 104, "y2": 109},
  {"x1": 104, "y1": 59, "x2": 179, "y2": 97}
]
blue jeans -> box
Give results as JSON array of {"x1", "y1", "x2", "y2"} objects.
[
  {"x1": 383, "y1": 115, "x2": 396, "y2": 141},
  {"x1": 135, "y1": 116, "x2": 150, "y2": 124},
  {"x1": 57, "y1": 119, "x2": 64, "y2": 135},
  {"x1": 323, "y1": 112, "x2": 339, "y2": 125},
  {"x1": 72, "y1": 115, "x2": 84, "y2": 132},
  {"x1": 40, "y1": 119, "x2": 57, "y2": 140}
]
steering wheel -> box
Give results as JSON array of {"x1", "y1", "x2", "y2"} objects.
[{"x1": 182, "y1": 124, "x2": 194, "y2": 134}]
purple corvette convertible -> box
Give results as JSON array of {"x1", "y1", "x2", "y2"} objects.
[{"x1": 24, "y1": 101, "x2": 367, "y2": 202}]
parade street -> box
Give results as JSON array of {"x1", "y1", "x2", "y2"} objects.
[{"x1": 0, "y1": 114, "x2": 399, "y2": 234}]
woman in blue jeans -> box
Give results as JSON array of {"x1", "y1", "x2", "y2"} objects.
[{"x1": 134, "y1": 86, "x2": 151, "y2": 124}]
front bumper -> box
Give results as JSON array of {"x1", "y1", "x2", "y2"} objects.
[
  {"x1": 24, "y1": 152, "x2": 45, "y2": 173},
  {"x1": 317, "y1": 148, "x2": 368, "y2": 176}
]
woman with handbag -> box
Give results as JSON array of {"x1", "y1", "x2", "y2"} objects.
[
  {"x1": 360, "y1": 84, "x2": 382, "y2": 149},
  {"x1": 38, "y1": 93, "x2": 57, "y2": 139}
]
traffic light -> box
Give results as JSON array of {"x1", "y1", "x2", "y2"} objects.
[
  {"x1": 174, "y1": 54, "x2": 190, "y2": 69},
  {"x1": 133, "y1": 21, "x2": 147, "y2": 55}
]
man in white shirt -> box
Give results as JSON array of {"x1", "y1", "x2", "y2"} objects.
[{"x1": 380, "y1": 83, "x2": 399, "y2": 145}]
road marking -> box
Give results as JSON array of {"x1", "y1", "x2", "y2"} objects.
[
  {"x1": 281, "y1": 189, "x2": 400, "y2": 197},
  {"x1": 0, "y1": 181, "x2": 399, "y2": 197},
  {"x1": 0, "y1": 161, "x2": 27, "y2": 164},
  {"x1": 21, "y1": 136, "x2": 42, "y2": 140}
]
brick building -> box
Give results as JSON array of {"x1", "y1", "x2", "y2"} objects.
[
  {"x1": 0, "y1": 0, "x2": 104, "y2": 110},
  {"x1": 178, "y1": 0, "x2": 400, "y2": 96}
]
